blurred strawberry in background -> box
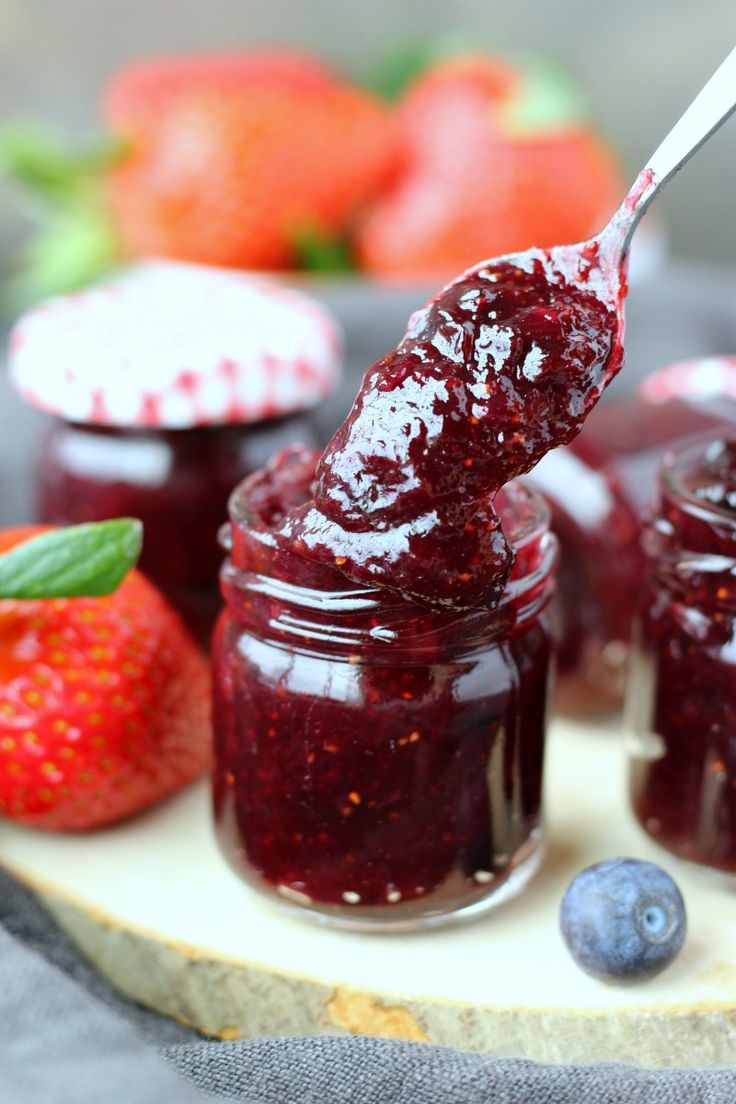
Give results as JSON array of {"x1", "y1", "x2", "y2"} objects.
[
  {"x1": 104, "y1": 50, "x2": 397, "y2": 270},
  {"x1": 356, "y1": 52, "x2": 623, "y2": 279},
  {"x1": 0, "y1": 44, "x2": 624, "y2": 299}
]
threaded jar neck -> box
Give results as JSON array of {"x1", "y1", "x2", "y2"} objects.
[
  {"x1": 221, "y1": 470, "x2": 556, "y2": 660},
  {"x1": 644, "y1": 436, "x2": 736, "y2": 611}
]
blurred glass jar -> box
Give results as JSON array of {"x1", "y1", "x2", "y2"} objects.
[
  {"x1": 212, "y1": 448, "x2": 557, "y2": 930},
  {"x1": 627, "y1": 435, "x2": 736, "y2": 875},
  {"x1": 9, "y1": 263, "x2": 341, "y2": 642},
  {"x1": 529, "y1": 356, "x2": 736, "y2": 712}
]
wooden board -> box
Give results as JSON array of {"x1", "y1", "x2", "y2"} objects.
[{"x1": 2, "y1": 719, "x2": 736, "y2": 1066}]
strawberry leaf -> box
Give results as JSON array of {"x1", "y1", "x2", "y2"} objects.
[
  {"x1": 500, "y1": 57, "x2": 591, "y2": 135},
  {"x1": 0, "y1": 520, "x2": 143, "y2": 599},
  {"x1": 293, "y1": 225, "x2": 356, "y2": 273},
  {"x1": 363, "y1": 33, "x2": 519, "y2": 100},
  {"x1": 4, "y1": 202, "x2": 121, "y2": 310},
  {"x1": 0, "y1": 122, "x2": 126, "y2": 200},
  {"x1": 0, "y1": 121, "x2": 124, "y2": 305},
  {"x1": 363, "y1": 41, "x2": 438, "y2": 100}
]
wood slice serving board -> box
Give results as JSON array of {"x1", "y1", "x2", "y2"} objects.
[{"x1": 2, "y1": 718, "x2": 736, "y2": 1067}]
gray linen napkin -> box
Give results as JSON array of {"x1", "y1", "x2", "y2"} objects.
[
  {"x1": 3, "y1": 869, "x2": 736, "y2": 1104},
  {"x1": 167, "y1": 1037, "x2": 736, "y2": 1104},
  {"x1": 0, "y1": 927, "x2": 211, "y2": 1104}
]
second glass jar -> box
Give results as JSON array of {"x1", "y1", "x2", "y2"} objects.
[
  {"x1": 627, "y1": 435, "x2": 736, "y2": 875},
  {"x1": 8, "y1": 262, "x2": 341, "y2": 644},
  {"x1": 38, "y1": 414, "x2": 321, "y2": 642},
  {"x1": 530, "y1": 356, "x2": 736, "y2": 711}
]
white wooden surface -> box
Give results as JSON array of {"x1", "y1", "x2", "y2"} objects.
[{"x1": 2, "y1": 719, "x2": 736, "y2": 1064}]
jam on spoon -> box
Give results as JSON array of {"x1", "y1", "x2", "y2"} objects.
[
  {"x1": 279, "y1": 47, "x2": 736, "y2": 609},
  {"x1": 281, "y1": 249, "x2": 623, "y2": 609}
]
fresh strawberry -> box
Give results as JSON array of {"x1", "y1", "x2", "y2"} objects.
[
  {"x1": 356, "y1": 53, "x2": 623, "y2": 279},
  {"x1": 0, "y1": 525, "x2": 210, "y2": 831},
  {"x1": 104, "y1": 50, "x2": 338, "y2": 126},
  {"x1": 103, "y1": 51, "x2": 396, "y2": 270}
]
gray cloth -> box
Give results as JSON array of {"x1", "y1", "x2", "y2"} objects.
[
  {"x1": 2, "y1": 870, "x2": 736, "y2": 1103},
  {"x1": 168, "y1": 1039, "x2": 736, "y2": 1104},
  {"x1": 0, "y1": 928, "x2": 207, "y2": 1104}
]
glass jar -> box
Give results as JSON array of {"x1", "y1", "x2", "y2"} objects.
[
  {"x1": 37, "y1": 414, "x2": 321, "y2": 643},
  {"x1": 9, "y1": 262, "x2": 341, "y2": 643},
  {"x1": 212, "y1": 452, "x2": 557, "y2": 930},
  {"x1": 530, "y1": 360, "x2": 736, "y2": 711},
  {"x1": 627, "y1": 435, "x2": 736, "y2": 875}
]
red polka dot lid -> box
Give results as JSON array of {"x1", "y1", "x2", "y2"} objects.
[
  {"x1": 9, "y1": 263, "x2": 342, "y2": 428},
  {"x1": 638, "y1": 356, "x2": 736, "y2": 404}
]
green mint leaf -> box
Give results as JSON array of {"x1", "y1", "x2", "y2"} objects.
[{"x1": 0, "y1": 520, "x2": 143, "y2": 600}]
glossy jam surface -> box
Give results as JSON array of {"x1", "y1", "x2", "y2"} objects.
[
  {"x1": 531, "y1": 396, "x2": 736, "y2": 709},
  {"x1": 212, "y1": 448, "x2": 555, "y2": 924},
  {"x1": 278, "y1": 252, "x2": 621, "y2": 611},
  {"x1": 628, "y1": 437, "x2": 736, "y2": 872},
  {"x1": 38, "y1": 414, "x2": 320, "y2": 641}
]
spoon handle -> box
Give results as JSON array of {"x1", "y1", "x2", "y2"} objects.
[
  {"x1": 610, "y1": 45, "x2": 736, "y2": 256},
  {"x1": 647, "y1": 45, "x2": 736, "y2": 187}
]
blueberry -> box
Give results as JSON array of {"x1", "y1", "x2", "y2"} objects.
[{"x1": 560, "y1": 857, "x2": 687, "y2": 983}]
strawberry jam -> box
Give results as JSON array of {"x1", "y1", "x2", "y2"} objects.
[
  {"x1": 280, "y1": 252, "x2": 622, "y2": 611},
  {"x1": 628, "y1": 436, "x2": 736, "y2": 874},
  {"x1": 212, "y1": 447, "x2": 556, "y2": 928}
]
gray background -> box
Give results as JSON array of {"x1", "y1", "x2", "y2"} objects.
[{"x1": 0, "y1": 0, "x2": 735, "y2": 262}]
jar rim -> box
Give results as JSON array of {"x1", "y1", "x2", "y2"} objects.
[
  {"x1": 229, "y1": 473, "x2": 551, "y2": 560},
  {"x1": 660, "y1": 434, "x2": 736, "y2": 533},
  {"x1": 224, "y1": 459, "x2": 555, "y2": 629}
]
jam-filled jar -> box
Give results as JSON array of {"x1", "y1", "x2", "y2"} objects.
[
  {"x1": 8, "y1": 263, "x2": 340, "y2": 641},
  {"x1": 212, "y1": 447, "x2": 557, "y2": 930},
  {"x1": 627, "y1": 435, "x2": 736, "y2": 875},
  {"x1": 530, "y1": 356, "x2": 736, "y2": 711}
]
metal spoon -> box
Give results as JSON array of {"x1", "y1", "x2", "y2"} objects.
[{"x1": 547, "y1": 44, "x2": 736, "y2": 308}]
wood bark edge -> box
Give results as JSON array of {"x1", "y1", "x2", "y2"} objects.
[{"x1": 7, "y1": 864, "x2": 736, "y2": 1067}]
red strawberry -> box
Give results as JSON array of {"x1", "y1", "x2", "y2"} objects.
[
  {"x1": 356, "y1": 54, "x2": 623, "y2": 279},
  {"x1": 104, "y1": 50, "x2": 338, "y2": 126},
  {"x1": 0, "y1": 527, "x2": 210, "y2": 831},
  {"x1": 103, "y1": 51, "x2": 396, "y2": 270}
]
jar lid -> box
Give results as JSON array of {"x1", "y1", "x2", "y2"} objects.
[
  {"x1": 8, "y1": 262, "x2": 341, "y2": 428},
  {"x1": 638, "y1": 356, "x2": 736, "y2": 404}
]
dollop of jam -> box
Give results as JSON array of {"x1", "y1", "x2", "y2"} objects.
[{"x1": 277, "y1": 251, "x2": 623, "y2": 609}]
